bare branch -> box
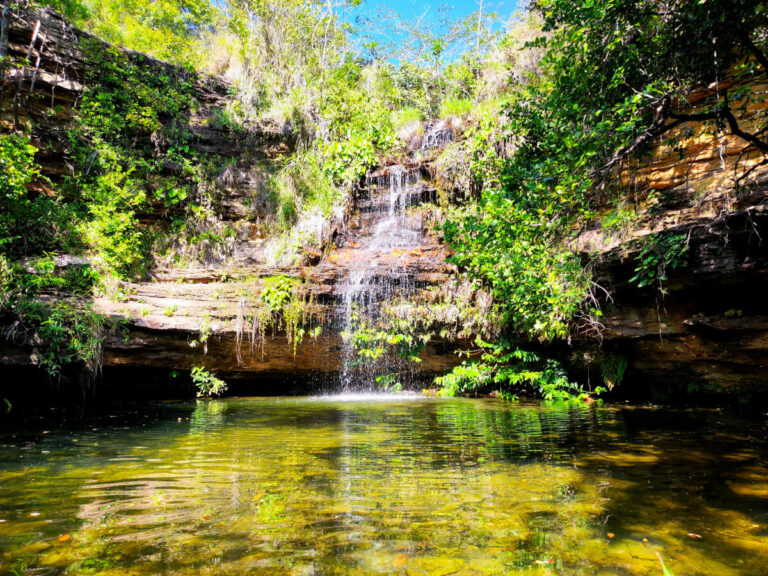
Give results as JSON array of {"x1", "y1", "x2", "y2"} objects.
[{"x1": 722, "y1": 92, "x2": 768, "y2": 154}]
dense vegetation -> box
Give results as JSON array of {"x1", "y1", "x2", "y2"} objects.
[
  {"x1": 435, "y1": 0, "x2": 767, "y2": 397},
  {"x1": 1, "y1": 0, "x2": 766, "y2": 399}
]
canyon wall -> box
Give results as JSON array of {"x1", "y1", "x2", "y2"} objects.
[{"x1": 0, "y1": 6, "x2": 461, "y2": 391}]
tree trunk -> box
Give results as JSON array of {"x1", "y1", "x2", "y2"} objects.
[{"x1": 0, "y1": 0, "x2": 11, "y2": 106}]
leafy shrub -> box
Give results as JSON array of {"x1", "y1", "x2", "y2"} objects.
[
  {"x1": 191, "y1": 366, "x2": 228, "y2": 397},
  {"x1": 7, "y1": 292, "x2": 108, "y2": 378},
  {"x1": 0, "y1": 135, "x2": 43, "y2": 253},
  {"x1": 630, "y1": 233, "x2": 689, "y2": 293},
  {"x1": 435, "y1": 338, "x2": 600, "y2": 401},
  {"x1": 240, "y1": 276, "x2": 319, "y2": 358},
  {"x1": 323, "y1": 134, "x2": 379, "y2": 185}
]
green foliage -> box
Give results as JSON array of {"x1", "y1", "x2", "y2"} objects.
[
  {"x1": 284, "y1": 152, "x2": 341, "y2": 219},
  {"x1": 600, "y1": 355, "x2": 627, "y2": 391},
  {"x1": 342, "y1": 310, "x2": 425, "y2": 366},
  {"x1": 246, "y1": 276, "x2": 320, "y2": 357},
  {"x1": 37, "y1": 0, "x2": 90, "y2": 22},
  {"x1": 374, "y1": 372, "x2": 403, "y2": 393},
  {"x1": 444, "y1": 206, "x2": 591, "y2": 340},
  {"x1": 6, "y1": 275, "x2": 107, "y2": 378},
  {"x1": 260, "y1": 276, "x2": 296, "y2": 315},
  {"x1": 320, "y1": 59, "x2": 399, "y2": 185},
  {"x1": 0, "y1": 135, "x2": 72, "y2": 258},
  {"x1": 443, "y1": 0, "x2": 766, "y2": 344},
  {"x1": 76, "y1": 0, "x2": 215, "y2": 65},
  {"x1": 630, "y1": 233, "x2": 689, "y2": 293},
  {"x1": 439, "y1": 96, "x2": 472, "y2": 119},
  {"x1": 601, "y1": 203, "x2": 637, "y2": 234},
  {"x1": 391, "y1": 107, "x2": 423, "y2": 132},
  {"x1": 66, "y1": 39, "x2": 202, "y2": 279},
  {"x1": 34, "y1": 302, "x2": 106, "y2": 377},
  {"x1": 435, "y1": 338, "x2": 601, "y2": 401},
  {"x1": 191, "y1": 366, "x2": 228, "y2": 397},
  {"x1": 0, "y1": 255, "x2": 12, "y2": 308},
  {"x1": 0, "y1": 136, "x2": 107, "y2": 379},
  {"x1": 0, "y1": 135, "x2": 38, "y2": 205},
  {"x1": 323, "y1": 135, "x2": 378, "y2": 185},
  {"x1": 268, "y1": 151, "x2": 342, "y2": 234}
]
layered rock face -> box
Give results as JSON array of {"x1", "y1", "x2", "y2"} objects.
[
  {"x1": 90, "y1": 173, "x2": 459, "y2": 385},
  {"x1": 0, "y1": 6, "x2": 461, "y2": 388},
  {"x1": 570, "y1": 74, "x2": 768, "y2": 396}
]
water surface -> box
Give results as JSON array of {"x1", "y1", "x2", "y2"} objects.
[{"x1": 0, "y1": 397, "x2": 767, "y2": 575}]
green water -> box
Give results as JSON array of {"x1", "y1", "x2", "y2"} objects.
[{"x1": 0, "y1": 396, "x2": 766, "y2": 576}]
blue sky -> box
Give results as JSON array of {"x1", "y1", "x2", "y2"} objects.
[
  {"x1": 354, "y1": 0, "x2": 518, "y2": 23},
  {"x1": 345, "y1": 0, "x2": 523, "y2": 60}
]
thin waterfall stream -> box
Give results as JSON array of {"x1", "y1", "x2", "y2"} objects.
[
  {"x1": 338, "y1": 164, "x2": 424, "y2": 390},
  {"x1": 330, "y1": 123, "x2": 458, "y2": 391}
]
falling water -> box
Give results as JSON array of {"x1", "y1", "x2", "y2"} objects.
[
  {"x1": 421, "y1": 120, "x2": 454, "y2": 152},
  {"x1": 338, "y1": 165, "x2": 422, "y2": 390}
]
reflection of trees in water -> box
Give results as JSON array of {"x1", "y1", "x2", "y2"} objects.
[
  {"x1": 555, "y1": 406, "x2": 768, "y2": 576},
  {"x1": 188, "y1": 398, "x2": 227, "y2": 435},
  {"x1": 4, "y1": 400, "x2": 767, "y2": 575}
]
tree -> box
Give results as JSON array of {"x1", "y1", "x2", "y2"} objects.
[
  {"x1": 444, "y1": 0, "x2": 768, "y2": 342},
  {"x1": 533, "y1": 0, "x2": 768, "y2": 183},
  {"x1": 78, "y1": 0, "x2": 215, "y2": 63}
]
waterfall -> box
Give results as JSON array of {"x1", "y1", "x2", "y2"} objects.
[
  {"x1": 338, "y1": 165, "x2": 421, "y2": 390},
  {"x1": 421, "y1": 120, "x2": 454, "y2": 152},
  {"x1": 324, "y1": 121, "x2": 452, "y2": 392}
]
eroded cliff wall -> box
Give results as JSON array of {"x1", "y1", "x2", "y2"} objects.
[{"x1": 569, "y1": 74, "x2": 768, "y2": 398}]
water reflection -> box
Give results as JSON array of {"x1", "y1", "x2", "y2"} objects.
[{"x1": 0, "y1": 398, "x2": 766, "y2": 575}]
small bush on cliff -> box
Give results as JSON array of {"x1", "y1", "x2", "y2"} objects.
[
  {"x1": 630, "y1": 233, "x2": 689, "y2": 295},
  {"x1": 1, "y1": 133, "x2": 84, "y2": 261},
  {"x1": 191, "y1": 366, "x2": 228, "y2": 398}
]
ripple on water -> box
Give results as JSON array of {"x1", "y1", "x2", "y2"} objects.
[{"x1": 0, "y1": 398, "x2": 766, "y2": 576}]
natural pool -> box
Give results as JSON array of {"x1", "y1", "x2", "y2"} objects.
[{"x1": 0, "y1": 396, "x2": 766, "y2": 575}]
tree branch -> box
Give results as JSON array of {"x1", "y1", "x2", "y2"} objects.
[
  {"x1": 597, "y1": 85, "x2": 768, "y2": 183},
  {"x1": 735, "y1": 155, "x2": 768, "y2": 184},
  {"x1": 739, "y1": 28, "x2": 768, "y2": 73},
  {"x1": 667, "y1": 110, "x2": 720, "y2": 122},
  {"x1": 592, "y1": 94, "x2": 680, "y2": 178},
  {"x1": 722, "y1": 92, "x2": 768, "y2": 154}
]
